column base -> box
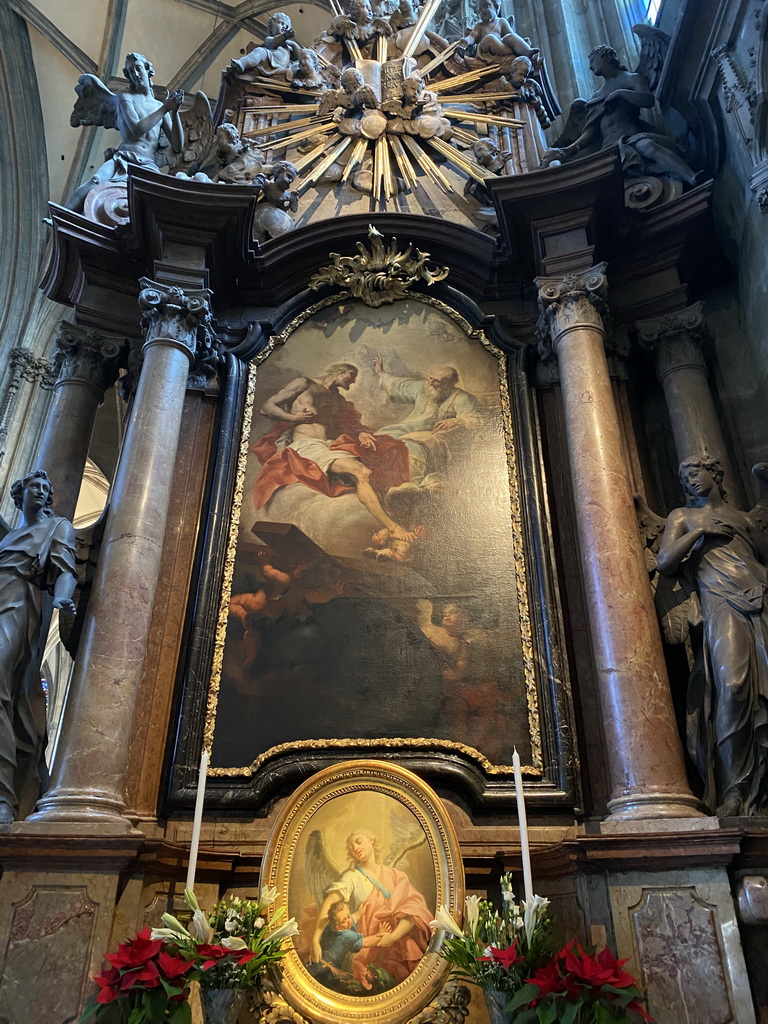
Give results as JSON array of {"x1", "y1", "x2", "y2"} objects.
[
  {"x1": 605, "y1": 791, "x2": 706, "y2": 822},
  {"x1": 20, "y1": 787, "x2": 136, "y2": 834}
]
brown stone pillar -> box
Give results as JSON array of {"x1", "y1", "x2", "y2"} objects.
[
  {"x1": 35, "y1": 323, "x2": 124, "y2": 518},
  {"x1": 636, "y1": 303, "x2": 740, "y2": 503},
  {"x1": 25, "y1": 282, "x2": 211, "y2": 831},
  {"x1": 537, "y1": 265, "x2": 702, "y2": 821}
]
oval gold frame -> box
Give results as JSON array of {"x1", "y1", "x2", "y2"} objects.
[{"x1": 261, "y1": 760, "x2": 465, "y2": 1024}]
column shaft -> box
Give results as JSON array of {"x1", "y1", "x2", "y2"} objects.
[
  {"x1": 538, "y1": 266, "x2": 702, "y2": 820},
  {"x1": 637, "y1": 305, "x2": 739, "y2": 503},
  {"x1": 26, "y1": 283, "x2": 210, "y2": 830},
  {"x1": 35, "y1": 324, "x2": 123, "y2": 519}
]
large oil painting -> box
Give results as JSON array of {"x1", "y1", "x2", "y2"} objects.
[
  {"x1": 209, "y1": 297, "x2": 537, "y2": 772},
  {"x1": 260, "y1": 761, "x2": 463, "y2": 1024}
]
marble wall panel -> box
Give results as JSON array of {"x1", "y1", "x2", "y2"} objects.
[
  {"x1": 608, "y1": 869, "x2": 756, "y2": 1024},
  {"x1": 0, "y1": 870, "x2": 119, "y2": 1024}
]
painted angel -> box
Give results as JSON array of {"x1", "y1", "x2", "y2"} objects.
[
  {"x1": 541, "y1": 26, "x2": 702, "y2": 187},
  {"x1": 300, "y1": 817, "x2": 434, "y2": 995},
  {"x1": 65, "y1": 52, "x2": 185, "y2": 212},
  {"x1": 637, "y1": 458, "x2": 768, "y2": 817}
]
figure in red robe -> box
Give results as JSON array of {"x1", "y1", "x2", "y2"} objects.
[{"x1": 253, "y1": 363, "x2": 416, "y2": 541}]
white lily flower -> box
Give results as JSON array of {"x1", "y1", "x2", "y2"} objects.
[
  {"x1": 151, "y1": 927, "x2": 182, "y2": 941},
  {"x1": 522, "y1": 894, "x2": 550, "y2": 945},
  {"x1": 259, "y1": 886, "x2": 278, "y2": 906},
  {"x1": 501, "y1": 889, "x2": 515, "y2": 903},
  {"x1": 221, "y1": 936, "x2": 248, "y2": 951},
  {"x1": 184, "y1": 889, "x2": 200, "y2": 912},
  {"x1": 255, "y1": 916, "x2": 265, "y2": 929},
  {"x1": 224, "y1": 918, "x2": 239, "y2": 933},
  {"x1": 192, "y1": 908, "x2": 214, "y2": 943},
  {"x1": 266, "y1": 916, "x2": 300, "y2": 942},
  {"x1": 160, "y1": 913, "x2": 190, "y2": 937},
  {"x1": 429, "y1": 905, "x2": 463, "y2": 938},
  {"x1": 465, "y1": 895, "x2": 481, "y2": 938}
]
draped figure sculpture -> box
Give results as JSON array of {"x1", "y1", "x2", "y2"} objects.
[
  {"x1": 657, "y1": 457, "x2": 768, "y2": 816},
  {"x1": 0, "y1": 471, "x2": 77, "y2": 824}
]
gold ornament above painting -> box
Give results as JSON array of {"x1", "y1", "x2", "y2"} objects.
[{"x1": 215, "y1": 0, "x2": 560, "y2": 230}]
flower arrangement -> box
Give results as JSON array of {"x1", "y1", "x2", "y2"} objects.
[
  {"x1": 80, "y1": 888, "x2": 298, "y2": 1023},
  {"x1": 80, "y1": 927, "x2": 194, "y2": 1023},
  {"x1": 431, "y1": 875, "x2": 651, "y2": 1024},
  {"x1": 152, "y1": 888, "x2": 298, "y2": 991}
]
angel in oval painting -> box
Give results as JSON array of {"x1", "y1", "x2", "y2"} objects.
[{"x1": 291, "y1": 799, "x2": 436, "y2": 996}]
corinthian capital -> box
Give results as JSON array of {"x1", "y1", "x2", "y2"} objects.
[
  {"x1": 138, "y1": 279, "x2": 213, "y2": 360},
  {"x1": 635, "y1": 302, "x2": 708, "y2": 381},
  {"x1": 51, "y1": 322, "x2": 125, "y2": 395},
  {"x1": 535, "y1": 263, "x2": 609, "y2": 357}
]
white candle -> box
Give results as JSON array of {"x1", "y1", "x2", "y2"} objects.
[
  {"x1": 512, "y1": 748, "x2": 533, "y2": 902},
  {"x1": 185, "y1": 747, "x2": 209, "y2": 893}
]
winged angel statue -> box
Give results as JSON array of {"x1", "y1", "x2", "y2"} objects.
[
  {"x1": 541, "y1": 26, "x2": 702, "y2": 198},
  {"x1": 296, "y1": 812, "x2": 434, "y2": 996},
  {"x1": 66, "y1": 52, "x2": 214, "y2": 212},
  {"x1": 637, "y1": 457, "x2": 768, "y2": 818}
]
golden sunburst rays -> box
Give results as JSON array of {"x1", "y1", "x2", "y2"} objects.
[{"x1": 239, "y1": 11, "x2": 527, "y2": 212}]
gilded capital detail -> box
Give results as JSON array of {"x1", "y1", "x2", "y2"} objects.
[
  {"x1": 51, "y1": 322, "x2": 125, "y2": 395},
  {"x1": 138, "y1": 279, "x2": 213, "y2": 358},
  {"x1": 635, "y1": 302, "x2": 708, "y2": 381},
  {"x1": 535, "y1": 263, "x2": 609, "y2": 356}
]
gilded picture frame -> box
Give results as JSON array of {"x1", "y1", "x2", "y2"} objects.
[{"x1": 260, "y1": 759, "x2": 464, "y2": 1024}]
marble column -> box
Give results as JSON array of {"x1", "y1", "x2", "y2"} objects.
[
  {"x1": 25, "y1": 282, "x2": 212, "y2": 831},
  {"x1": 35, "y1": 322, "x2": 124, "y2": 519},
  {"x1": 636, "y1": 303, "x2": 740, "y2": 503},
  {"x1": 537, "y1": 265, "x2": 702, "y2": 821}
]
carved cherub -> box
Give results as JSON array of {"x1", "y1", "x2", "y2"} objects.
[
  {"x1": 388, "y1": 0, "x2": 448, "y2": 56},
  {"x1": 319, "y1": 67, "x2": 379, "y2": 120},
  {"x1": 66, "y1": 52, "x2": 184, "y2": 212},
  {"x1": 252, "y1": 161, "x2": 300, "y2": 241},
  {"x1": 458, "y1": 0, "x2": 538, "y2": 62},
  {"x1": 287, "y1": 48, "x2": 334, "y2": 91},
  {"x1": 228, "y1": 12, "x2": 301, "y2": 77},
  {"x1": 326, "y1": 0, "x2": 392, "y2": 49},
  {"x1": 383, "y1": 73, "x2": 453, "y2": 139},
  {"x1": 210, "y1": 123, "x2": 267, "y2": 184},
  {"x1": 541, "y1": 31, "x2": 702, "y2": 187}
]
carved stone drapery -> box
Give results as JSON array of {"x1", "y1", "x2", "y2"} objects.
[
  {"x1": 636, "y1": 302, "x2": 739, "y2": 504},
  {"x1": 25, "y1": 282, "x2": 211, "y2": 831},
  {"x1": 35, "y1": 323, "x2": 125, "y2": 518},
  {"x1": 537, "y1": 264, "x2": 702, "y2": 822}
]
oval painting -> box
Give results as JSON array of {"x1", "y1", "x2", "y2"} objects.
[{"x1": 261, "y1": 760, "x2": 464, "y2": 1024}]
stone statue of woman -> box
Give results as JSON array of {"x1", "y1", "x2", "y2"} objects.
[
  {"x1": 657, "y1": 456, "x2": 768, "y2": 817},
  {"x1": 0, "y1": 470, "x2": 77, "y2": 824}
]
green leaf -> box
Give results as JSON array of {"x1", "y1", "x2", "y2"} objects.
[
  {"x1": 507, "y1": 982, "x2": 539, "y2": 1012},
  {"x1": 539, "y1": 1000, "x2": 558, "y2": 1024},
  {"x1": 560, "y1": 999, "x2": 582, "y2": 1024},
  {"x1": 169, "y1": 1000, "x2": 193, "y2": 1024},
  {"x1": 512, "y1": 1008, "x2": 538, "y2": 1024}
]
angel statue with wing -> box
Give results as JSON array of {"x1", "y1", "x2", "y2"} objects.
[
  {"x1": 299, "y1": 816, "x2": 434, "y2": 995},
  {"x1": 541, "y1": 30, "x2": 701, "y2": 188},
  {"x1": 640, "y1": 457, "x2": 768, "y2": 818},
  {"x1": 65, "y1": 52, "x2": 184, "y2": 212}
]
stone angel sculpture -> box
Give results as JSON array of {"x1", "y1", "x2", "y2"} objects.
[
  {"x1": 541, "y1": 26, "x2": 702, "y2": 194},
  {"x1": 0, "y1": 470, "x2": 77, "y2": 824},
  {"x1": 66, "y1": 52, "x2": 215, "y2": 213},
  {"x1": 637, "y1": 457, "x2": 768, "y2": 817},
  {"x1": 298, "y1": 818, "x2": 434, "y2": 995}
]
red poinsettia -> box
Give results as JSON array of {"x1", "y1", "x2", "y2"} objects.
[
  {"x1": 480, "y1": 940, "x2": 523, "y2": 970},
  {"x1": 197, "y1": 943, "x2": 257, "y2": 971},
  {"x1": 563, "y1": 941, "x2": 637, "y2": 990},
  {"x1": 83, "y1": 928, "x2": 194, "y2": 1023}
]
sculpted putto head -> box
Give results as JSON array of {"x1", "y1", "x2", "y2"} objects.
[
  {"x1": 509, "y1": 55, "x2": 533, "y2": 85},
  {"x1": 268, "y1": 11, "x2": 292, "y2": 34}
]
